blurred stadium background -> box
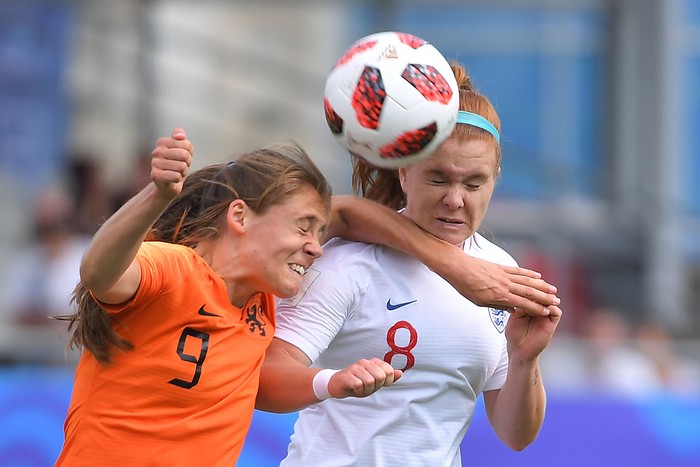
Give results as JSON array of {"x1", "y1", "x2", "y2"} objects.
[{"x1": 0, "y1": 0, "x2": 699, "y2": 466}]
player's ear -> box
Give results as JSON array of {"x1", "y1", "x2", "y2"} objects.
[
  {"x1": 227, "y1": 199, "x2": 247, "y2": 234},
  {"x1": 398, "y1": 167, "x2": 409, "y2": 193}
]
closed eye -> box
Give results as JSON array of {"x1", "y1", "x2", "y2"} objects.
[
  {"x1": 465, "y1": 175, "x2": 489, "y2": 190},
  {"x1": 297, "y1": 216, "x2": 326, "y2": 237},
  {"x1": 297, "y1": 220, "x2": 310, "y2": 234}
]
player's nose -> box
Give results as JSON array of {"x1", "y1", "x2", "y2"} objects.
[{"x1": 305, "y1": 236, "x2": 323, "y2": 259}]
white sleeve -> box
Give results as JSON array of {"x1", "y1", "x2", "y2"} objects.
[
  {"x1": 274, "y1": 255, "x2": 360, "y2": 364},
  {"x1": 472, "y1": 233, "x2": 515, "y2": 391},
  {"x1": 484, "y1": 337, "x2": 509, "y2": 391}
]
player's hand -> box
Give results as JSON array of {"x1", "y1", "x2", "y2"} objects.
[
  {"x1": 505, "y1": 304, "x2": 563, "y2": 361},
  {"x1": 452, "y1": 256, "x2": 560, "y2": 317},
  {"x1": 151, "y1": 127, "x2": 194, "y2": 198},
  {"x1": 328, "y1": 358, "x2": 402, "y2": 399}
]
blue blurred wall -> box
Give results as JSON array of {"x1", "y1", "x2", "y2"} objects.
[
  {"x1": 2, "y1": 366, "x2": 699, "y2": 467},
  {"x1": 0, "y1": 2, "x2": 71, "y2": 197}
]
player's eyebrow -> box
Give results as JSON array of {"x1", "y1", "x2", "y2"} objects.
[
  {"x1": 426, "y1": 168, "x2": 448, "y2": 178},
  {"x1": 427, "y1": 168, "x2": 489, "y2": 181},
  {"x1": 297, "y1": 214, "x2": 325, "y2": 229}
]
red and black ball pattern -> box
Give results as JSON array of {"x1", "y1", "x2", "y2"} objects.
[
  {"x1": 380, "y1": 122, "x2": 438, "y2": 160},
  {"x1": 324, "y1": 97, "x2": 344, "y2": 135},
  {"x1": 334, "y1": 39, "x2": 378, "y2": 67},
  {"x1": 402, "y1": 64, "x2": 453, "y2": 105},
  {"x1": 396, "y1": 32, "x2": 426, "y2": 49},
  {"x1": 351, "y1": 66, "x2": 386, "y2": 130}
]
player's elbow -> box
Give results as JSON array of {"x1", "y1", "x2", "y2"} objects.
[
  {"x1": 500, "y1": 428, "x2": 540, "y2": 452},
  {"x1": 505, "y1": 438, "x2": 534, "y2": 452}
]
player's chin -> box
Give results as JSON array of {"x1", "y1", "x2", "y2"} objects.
[
  {"x1": 432, "y1": 226, "x2": 469, "y2": 246},
  {"x1": 275, "y1": 289, "x2": 297, "y2": 299},
  {"x1": 273, "y1": 273, "x2": 304, "y2": 298}
]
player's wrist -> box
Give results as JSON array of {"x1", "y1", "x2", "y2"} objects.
[{"x1": 312, "y1": 369, "x2": 340, "y2": 401}]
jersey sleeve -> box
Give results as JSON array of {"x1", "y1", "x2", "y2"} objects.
[
  {"x1": 470, "y1": 234, "x2": 516, "y2": 391},
  {"x1": 483, "y1": 337, "x2": 509, "y2": 391},
  {"x1": 98, "y1": 242, "x2": 193, "y2": 315},
  {"x1": 274, "y1": 245, "x2": 362, "y2": 364}
]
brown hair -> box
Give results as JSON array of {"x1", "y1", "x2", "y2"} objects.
[
  {"x1": 351, "y1": 61, "x2": 501, "y2": 210},
  {"x1": 57, "y1": 142, "x2": 331, "y2": 364}
]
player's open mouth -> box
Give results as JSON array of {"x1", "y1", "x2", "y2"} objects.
[
  {"x1": 438, "y1": 217, "x2": 464, "y2": 225},
  {"x1": 289, "y1": 264, "x2": 306, "y2": 276}
]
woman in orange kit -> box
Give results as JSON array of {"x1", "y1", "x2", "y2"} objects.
[{"x1": 55, "y1": 129, "x2": 340, "y2": 466}]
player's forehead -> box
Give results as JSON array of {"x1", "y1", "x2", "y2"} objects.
[
  {"x1": 267, "y1": 185, "x2": 329, "y2": 224},
  {"x1": 421, "y1": 139, "x2": 497, "y2": 173}
]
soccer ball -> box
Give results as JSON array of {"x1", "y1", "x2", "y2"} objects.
[{"x1": 323, "y1": 31, "x2": 459, "y2": 169}]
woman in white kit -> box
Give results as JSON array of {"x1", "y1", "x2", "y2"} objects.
[{"x1": 256, "y1": 62, "x2": 563, "y2": 467}]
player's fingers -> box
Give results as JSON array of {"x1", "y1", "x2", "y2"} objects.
[
  {"x1": 341, "y1": 363, "x2": 371, "y2": 396},
  {"x1": 154, "y1": 135, "x2": 194, "y2": 158},
  {"x1": 152, "y1": 167, "x2": 187, "y2": 185},
  {"x1": 154, "y1": 135, "x2": 191, "y2": 151},
  {"x1": 509, "y1": 274, "x2": 558, "y2": 295},
  {"x1": 152, "y1": 155, "x2": 190, "y2": 173},
  {"x1": 152, "y1": 147, "x2": 193, "y2": 171},
  {"x1": 151, "y1": 155, "x2": 190, "y2": 191},
  {"x1": 505, "y1": 294, "x2": 550, "y2": 317},
  {"x1": 172, "y1": 138, "x2": 194, "y2": 158},
  {"x1": 348, "y1": 360, "x2": 390, "y2": 396},
  {"x1": 521, "y1": 302, "x2": 551, "y2": 317},
  {"x1": 172, "y1": 127, "x2": 186, "y2": 139},
  {"x1": 503, "y1": 265, "x2": 542, "y2": 280},
  {"x1": 508, "y1": 282, "x2": 560, "y2": 307},
  {"x1": 367, "y1": 358, "x2": 399, "y2": 388},
  {"x1": 381, "y1": 361, "x2": 401, "y2": 387},
  {"x1": 546, "y1": 305, "x2": 563, "y2": 323},
  {"x1": 164, "y1": 142, "x2": 194, "y2": 161},
  {"x1": 151, "y1": 162, "x2": 190, "y2": 186},
  {"x1": 349, "y1": 372, "x2": 373, "y2": 396},
  {"x1": 152, "y1": 139, "x2": 192, "y2": 157}
]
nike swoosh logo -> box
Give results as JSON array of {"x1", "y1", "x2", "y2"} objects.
[
  {"x1": 198, "y1": 305, "x2": 222, "y2": 317},
  {"x1": 386, "y1": 299, "x2": 417, "y2": 311}
]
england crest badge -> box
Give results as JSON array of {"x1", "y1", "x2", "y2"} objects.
[{"x1": 488, "y1": 308, "x2": 507, "y2": 333}]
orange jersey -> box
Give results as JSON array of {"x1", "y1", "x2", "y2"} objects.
[{"x1": 56, "y1": 242, "x2": 276, "y2": 467}]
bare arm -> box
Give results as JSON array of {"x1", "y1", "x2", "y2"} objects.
[
  {"x1": 328, "y1": 195, "x2": 560, "y2": 316},
  {"x1": 256, "y1": 338, "x2": 401, "y2": 413},
  {"x1": 79, "y1": 128, "x2": 193, "y2": 303},
  {"x1": 484, "y1": 305, "x2": 562, "y2": 450}
]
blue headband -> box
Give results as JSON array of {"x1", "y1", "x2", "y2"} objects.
[{"x1": 456, "y1": 111, "x2": 500, "y2": 144}]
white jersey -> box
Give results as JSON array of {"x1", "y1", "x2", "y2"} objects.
[{"x1": 275, "y1": 233, "x2": 517, "y2": 467}]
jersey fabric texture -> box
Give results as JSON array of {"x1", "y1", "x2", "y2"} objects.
[
  {"x1": 56, "y1": 241, "x2": 276, "y2": 467},
  {"x1": 274, "y1": 233, "x2": 515, "y2": 467}
]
